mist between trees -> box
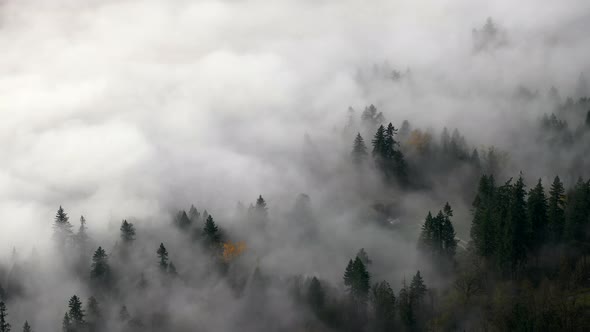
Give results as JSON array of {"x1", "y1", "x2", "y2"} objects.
[{"x1": 1, "y1": 1, "x2": 590, "y2": 331}]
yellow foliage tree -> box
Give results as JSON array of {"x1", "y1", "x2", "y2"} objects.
[
  {"x1": 222, "y1": 241, "x2": 246, "y2": 262},
  {"x1": 407, "y1": 129, "x2": 432, "y2": 154}
]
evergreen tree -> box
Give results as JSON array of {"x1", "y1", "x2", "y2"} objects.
[
  {"x1": 371, "y1": 281, "x2": 396, "y2": 332},
  {"x1": 548, "y1": 176, "x2": 566, "y2": 242},
  {"x1": 157, "y1": 243, "x2": 169, "y2": 271},
  {"x1": 86, "y1": 296, "x2": 101, "y2": 332},
  {"x1": 255, "y1": 196, "x2": 268, "y2": 219},
  {"x1": 75, "y1": 216, "x2": 89, "y2": 251},
  {"x1": 202, "y1": 215, "x2": 221, "y2": 249},
  {"x1": 188, "y1": 205, "x2": 200, "y2": 223},
  {"x1": 409, "y1": 271, "x2": 427, "y2": 303},
  {"x1": 471, "y1": 175, "x2": 497, "y2": 258},
  {"x1": 398, "y1": 280, "x2": 414, "y2": 329},
  {"x1": 361, "y1": 104, "x2": 384, "y2": 128},
  {"x1": 21, "y1": 322, "x2": 30, "y2": 332},
  {"x1": 500, "y1": 175, "x2": 528, "y2": 275},
  {"x1": 175, "y1": 211, "x2": 191, "y2": 230},
  {"x1": 62, "y1": 313, "x2": 70, "y2": 332},
  {"x1": 90, "y1": 247, "x2": 110, "y2": 285},
  {"x1": 53, "y1": 206, "x2": 73, "y2": 248},
  {"x1": 372, "y1": 123, "x2": 407, "y2": 184},
  {"x1": 564, "y1": 178, "x2": 590, "y2": 243},
  {"x1": 351, "y1": 133, "x2": 368, "y2": 166},
  {"x1": 307, "y1": 277, "x2": 325, "y2": 316},
  {"x1": 120, "y1": 220, "x2": 136, "y2": 243},
  {"x1": 441, "y1": 202, "x2": 458, "y2": 260},
  {"x1": 527, "y1": 179, "x2": 548, "y2": 257},
  {"x1": 471, "y1": 148, "x2": 481, "y2": 169},
  {"x1": 343, "y1": 257, "x2": 371, "y2": 306},
  {"x1": 418, "y1": 212, "x2": 436, "y2": 254},
  {"x1": 0, "y1": 301, "x2": 10, "y2": 332},
  {"x1": 371, "y1": 125, "x2": 386, "y2": 158},
  {"x1": 67, "y1": 295, "x2": 85, "y2": 330}
]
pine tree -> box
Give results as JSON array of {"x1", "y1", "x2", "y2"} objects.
[
  {"x1": 398, "y1": 280, "x2": 414, "y2": 329},
  {"x1": 471, "y1": 148, "x2": 481, "y2": 169},
  {"x1": 21, "y1": 321, "x2": 31, "y2": 332},
  {"x1": 371, "y1": 281, "x2": 396, "y2": 332},
  {"x1": 307, "y1": 277, "x2": 325, "y2": 315},
  {"x1": 343, "y1": 257, "x2": 371, "y2": 305},
  {"x1": 255, "y1": 196, "x2": 268, "y2": 218},
  {"x1": 86, "y1": 296, "x2": 101, "y2": 332},
  {"x1": 188, "y1": 205, "x2": 200, "y2": 223},
  {"x1": 410, "y1": 271, "x2": 427, "y2": 303},
  {"x1": 62, "y1": 313, "x2": 70, "y2": 332},
  {"x1": 372, "y1": 123, "x2": 407, "y2": 184},
  {"x1": 175, "y1": 211, "x2": 192, "y2": 230},
  {"x1": 202, "y1": 215, "x2": 221, "y2": 248},
  {"x1": 418, "y1": 212, "x2": 436, "y2": 254},
  {"x1": 53, "y1": 206, "x2": 73, "y2": 248},
  {"x1": 471, "y1": 175, "x2": 497, "y2": 258},
  {"x1": 527, "y1": 179, "x2": 548, "y2": 257},
  {"x1": 120, "y1": 220, "x2": 136, "y2": 243},
  {"x1": 548, "y1": 176, "x2": 566, "y2": 242},
  {"x1": 90, "y1": 247, "x2": 110, "y2": 285},
  {"x1": 500, "y1": 175, "x2": 528, "y2": 275},
  {"x1": 67, "y1": 295, "x2": 85, "y2": 330},
  {"x1": 371, "y1": 125, "x2": 386, "y2": 158},
  {"x1": 75, "y1": 216, "x2": 89, "y2": 251},
  {"x1": 249, "y1": 196, "x2": 269, "y2": 229},
  {"x1": 441, "y1": 202, "x2": 458, "y2": 261},
  {"x1": 351, "y1": 133, "x2": 368, "y2": 166},
  {"x1": 564, "y1": 178, "x2": 590, "y2": 243},
  {"x1": 157, "y1": 243, "x2": 169, "y2": 271},
  {"x1": 0, "y1": 301, "x2": 10, "y2": 332}
]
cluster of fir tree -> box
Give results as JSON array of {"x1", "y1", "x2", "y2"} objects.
[
  {"x1": 470, "y1": 173, "x2": 590, "y2": 276},
  {"x1": 287, "y1": 248, "x2": 430, "y2": 332},
  {"x1": 418, "y1": 202, "x2": 458, "y2": 268}
]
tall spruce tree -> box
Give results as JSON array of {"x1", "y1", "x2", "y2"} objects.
[
  {"x1": 157, "y1": 243, "x2": 169, "y2": 271},
  {"x1": 441, "y1": 203, "x2": 458, "y2": 260},
  {"x1": 75, "y1": 216, "x2": 89, "y2": 252},
  {"x1": 343, "y1": 257, "x2": 370, "y2": 305},
  {"x1": 53, "y1": 206, "x2": 73, "y2": 248},
  {"x1": 398, "y1": 280, "x2": 414, "y2": 329},
  {"x1": 175, "y1": 211, "x2": 192, "y2": 230},
  {"x1": 202, "y1": 215, "x2": 221, "y2": 249},
  {"x1": 67, "y1": 295, "x2": 85, "y2": 330},
  {"x1": 351, "y1": 133, "x2": 368, "y2": 166},
  {"x1": 0, "y1": 301, "x2": 9, "y2": 332},
  {"x1": 120, "y1": 220, "x2": 136, "y2": 243},
  {"x1": 371, "y1": 281, "x2": 396, "y2": 332},
  {"x1": 527, "y1": 179, "x2": 548, "y2": 257},
  {"x1": 564, "y1": 178, "x2": 590, "y2": 243},
  {"x1": 188, "y1": 205, "x2": 200, "y2": 223},
  {"x1": 548, "y1": 176, "x2": 566, "y2": 242},
  {"x1": 62, "y1": 313, "x2": 70, "y2": 332},
  {"x1": 86, "y1": 296, "x2": 101, "y2": 332},
  {"x1": 21, "y1": 322, "x2": 31, "y2": 332},
  {"x1": 500, "y1": 175, "x2": 528, "y2": 275},
  {"x1": 90, "y1": 247, "x2": 110, "y2": 285},
  {"x1": 471, "y1": 175, "x2": 497, "y2": 258},
  {"x1": 307, "y1": 277, "x2": 325, "y2": 316}
]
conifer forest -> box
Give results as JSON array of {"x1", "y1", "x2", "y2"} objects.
[{"x1": 1, "y1": 1, "x2": 590, "y2": 331}]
